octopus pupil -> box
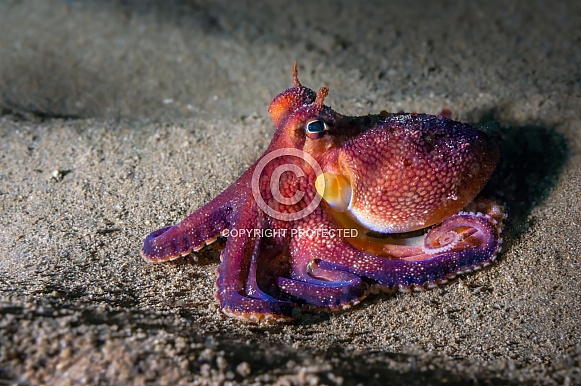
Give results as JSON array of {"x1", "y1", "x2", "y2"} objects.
[{"x1": 307, "y1": 120, "x2": 325, "y2": 133}]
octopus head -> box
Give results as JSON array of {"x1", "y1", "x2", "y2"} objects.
[
  {"x1": 268, "y1": 62, "x2": 317, "y2": 129},
  {"x1": 268, "y1": 64, "x2": 499, "y2": 235},
  {"x1": 328, "y1": 115, "x2": 500, "y2": 234}
]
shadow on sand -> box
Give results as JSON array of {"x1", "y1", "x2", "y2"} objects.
[{"x1": 477, "y1": 114, "x2": 569, "y2": 242}]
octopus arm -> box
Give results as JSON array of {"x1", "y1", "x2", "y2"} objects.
[
  {"x1": 215, "y1": 197, "x2": 296, "y2": 323},
  {"x1": 275, "y1": 210, "x2": 370, "y2": 309},
  {"x1": 141, "y1": 178, "x2": 247, "y2": 262},
  {"x1": 281, "y1": 208, "x2": 502, "y2": 297}
]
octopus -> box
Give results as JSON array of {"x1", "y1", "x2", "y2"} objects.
[{"x1": 142, "y1": 63, "x2": 504, "y2": 323}]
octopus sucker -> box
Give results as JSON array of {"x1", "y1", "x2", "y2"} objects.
[
  {"x1": 205, "y1": 236, "x2": 219, "y2": 246},
  {"x1": 141, "y1": 62, "x2": 505, "y2": 322}
]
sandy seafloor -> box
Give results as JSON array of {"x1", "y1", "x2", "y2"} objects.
[{"x1": 1, "y1": 1, "x2": 580, "y2": 384}]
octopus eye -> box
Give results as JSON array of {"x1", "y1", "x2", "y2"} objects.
[{"x1": 305, "y1": 119, "x2": 327, "y2": 139}]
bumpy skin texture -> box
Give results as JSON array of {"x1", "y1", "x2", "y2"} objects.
[{"x1": 142, "y1": 64, "x2": 504, "y2": 323}]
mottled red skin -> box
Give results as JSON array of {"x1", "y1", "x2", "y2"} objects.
[{"x1": 142, "y1": 64, "x2": 504, "y2": 323}]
